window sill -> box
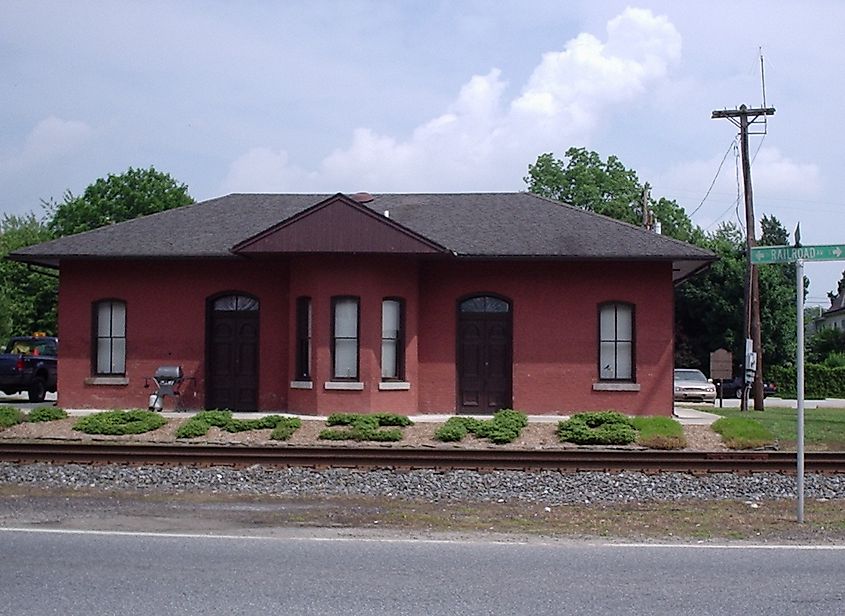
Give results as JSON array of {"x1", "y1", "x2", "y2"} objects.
[
  {"x1": 84, "y1": 376, "x2": 129, "y2": 386},
  {"x1": 378, "y1": 381, "x2": 410, "y2": 391},
  {"x1": 324, "y1": 381, "x2": 364, "y2": 391},
  {"x1": 592, "y1": 382, "x2": 641, "y2": 392},
  {"x1": 290, "y1": 380, "x2": 313, "y2": 390}
]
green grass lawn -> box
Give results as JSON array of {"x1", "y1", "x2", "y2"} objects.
[{"x1": 709, "y1": 406, "x2": 845, "y2": 450}]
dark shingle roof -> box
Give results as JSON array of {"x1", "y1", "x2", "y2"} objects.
[{"x1": 10, "y1": 192, "x2": 714, "y2": 280}]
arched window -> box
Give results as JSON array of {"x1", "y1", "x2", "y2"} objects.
[
  {"x1": 212, "y1": 295, "x2": 259, "y2": 312},
  {"x1": 459, "y1": 295, "x2": 510, "y2": 313},
  {"x1": 93, "y1": 299, "x2": 126, "y2": 375}
]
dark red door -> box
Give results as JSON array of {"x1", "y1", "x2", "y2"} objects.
[
  {"x1": 457, "y1": 296, "x2": 512, "y2": 414},
  {"x1": 207, "y1": 295, "x2": 259, "y2": 411}
]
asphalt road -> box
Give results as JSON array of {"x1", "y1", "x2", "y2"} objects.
[{"x1": 1, "y1": 528, "x2": 843, "y2": 616}]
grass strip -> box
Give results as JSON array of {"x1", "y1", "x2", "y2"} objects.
[
  {"x1": 711, "y1": 416, "x2": 776, "y2": 449},
  {"x1": 709, "y1": 406, "x2": 845, "y2": 450},
  {"x1": 630, "y1": 416, "x2": 686, "y2": 449}
]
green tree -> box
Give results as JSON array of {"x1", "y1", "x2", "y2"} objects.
[
  {"x1": 674, "y1": 223, "x2": 745, "y2": 370},
  {"x1": 807, "y1": 328, "x2": 845, "y2": 363},
  {"x1": 48, "y1": 166, "x2": 193, "y2": 237},
  {"x1": 0, "y1": 214, "x2": 57, "y2": 342},
  {"x1": 524, "y1": 149, "x2": 797, "y2": 375},
  {"x1": 525, "y1": 148, "x2": 697, "y2": 242}
]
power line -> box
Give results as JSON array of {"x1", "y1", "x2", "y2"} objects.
[
  {"x1": 688, "y1": 138, "x2": 737, "y2": 218},
  {"x1": 735, "y1": 140, "x2": 744, "y2": 232}
]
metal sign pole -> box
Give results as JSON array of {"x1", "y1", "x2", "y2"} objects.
[{"x1": 796, "y1": 258, "x2": 805, "y2": 524}]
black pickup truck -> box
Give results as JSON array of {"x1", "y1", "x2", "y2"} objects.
[{"x1": 0, "y1": 336, "x2": 58, "y2": 402}]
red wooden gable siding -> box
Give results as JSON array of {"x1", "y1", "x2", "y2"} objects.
[{"x1": 234, "y1": 196, "x2": 443, "y2": 255}]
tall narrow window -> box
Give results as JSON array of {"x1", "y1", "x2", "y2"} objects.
[
  {"x1": 381, "y1": 299, "x2": 404, "y2": 380},
  {"x1": 332, "y1": 297, "x2": 359, "y2": 379},
  {"x1": 599, "y1": 302, "x2": 634, "y2": 381},
  {"x1": 295, "y1": 297, "x2": 312, "y2": 380},
  {"x1": 94, "y1": 300, "x2": 126, "y2": 375}
]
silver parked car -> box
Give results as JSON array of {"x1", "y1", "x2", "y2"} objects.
[{"x1": 673, "y1": 368, "x2": 716, "y2": 403}]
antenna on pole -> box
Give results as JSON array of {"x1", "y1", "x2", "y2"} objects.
[{"x1": 759, "y1": 47, "x2": 770, "y2": 135}]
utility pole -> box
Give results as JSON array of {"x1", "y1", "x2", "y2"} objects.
[
  {"x1": 712, "y1": 105, "x2": 775, "y2": 411},
  {"x1": 642, "y1": 183, "x2": 653, "y2": 230}
]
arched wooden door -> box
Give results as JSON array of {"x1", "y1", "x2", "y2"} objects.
[
  {"x1": 206, "y1": 294, "x2": 259, "y2": 411},
  {"x1": 457, "y1": 295, "x2": 512, "y2": 414}
]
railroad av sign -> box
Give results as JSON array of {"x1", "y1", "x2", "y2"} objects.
[
  {"x1": 750, "y1": 244, "x2": 845, "y2": 264},
  {"x1": 750, "y1": 238, "x2": 843, "y2": 523}
]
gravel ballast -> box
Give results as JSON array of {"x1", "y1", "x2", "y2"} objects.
[{"x1": 2, "y1": 463, "x2": 844, "y2": 504}]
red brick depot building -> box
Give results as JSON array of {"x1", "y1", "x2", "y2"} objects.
[{"x1": 12, "y1": 192, "x2": 714, "y2": 416}]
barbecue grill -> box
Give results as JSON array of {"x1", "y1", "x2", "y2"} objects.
[{"x1": 146, "y1": 365, "x2": 184, "y2": 411}]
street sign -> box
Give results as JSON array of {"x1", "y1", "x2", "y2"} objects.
[
  {"x1": 752, "y1": 235, "x2": 844, "y2": 524},
  {"x1": 750, "y1": 244, "x2": 845, "y2": 264}
]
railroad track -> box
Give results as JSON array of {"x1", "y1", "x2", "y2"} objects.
[{"x1": 1, "y1": 442, "x2": 844, "y2": 473}]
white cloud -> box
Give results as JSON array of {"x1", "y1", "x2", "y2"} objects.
[
  {"x1": 222, "y1": 7, "x2": 682, "y2": 194},
  {"x1": 0, "y1": 116, "x2": 92, "y2": 173},
  {"x1": 657, "y1": 144, "x2": 822, "y2": 229},
  {"x1": 220, "y1": 147, "x2": 316, "y2": 194},
  {"x1": 751, "y1": 147, "x2": 821, "y2": 199}
]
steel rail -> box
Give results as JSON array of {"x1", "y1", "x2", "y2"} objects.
[{"x1": 0, "y1": 442, "x2": 844, "y2": 474}]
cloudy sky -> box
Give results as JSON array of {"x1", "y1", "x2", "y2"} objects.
[{"x1": 2, "y1": 1, "x2": 843, "y2": 305}]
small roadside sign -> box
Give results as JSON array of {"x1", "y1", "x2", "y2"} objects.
[
  {"x1": 709, "y1": 348, "x2": 732, "y2": 380},
  {"x1": 751, "y1": 244, "x2": 845, "y2": 264}
]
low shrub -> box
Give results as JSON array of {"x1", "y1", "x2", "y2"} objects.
[
  {"x1": 319, "y1": 413, "x2": 412, "y2": 442},
  {"x1": 0, "y1": 406, "x2": 24, "y2": 428},
  {"x1": 434, "y1": 417, "x2": 472, "y2": 442},
  {"x1": 175, "y1": 418, "x2": 213, "y2": 439},
  {"x1": 224, "y1": 415, "x2": 287, "y2": 432},
  {"x1": 557, "y1": 411, "x2": 637, "y2": 445},
  {"x1": 630, "y1": 416, "x2": 687, "y2": 449},
  {"x1": 434, "y1": 409, "x2": 528, "y2": 444},
  {"x1": 73, "y1": 409, "x2": 167, "y2": 435},
  {"x1": 270, "y1": 417, "x2": 302, "y2": 441},
  {"x1": 26, "y1": 406, "x2": 68, "y2": 423},
  {"x1": 176, "y1": 410, "x2": 302, "y2": 441},
  {"x1": 712, "y1": 416, "x2": 776, "y2": 450}
]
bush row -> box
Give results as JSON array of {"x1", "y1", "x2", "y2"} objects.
[
  {"x1": 0, "y1": 405, "x2": 68, "y2": 428},
  {"x1": 435, "y1": 410, "x2": 528, "y2": 444},
  {"x1": 319, "y1": 413, "x2": 413, "y2": 442},
  {"x1": 556, "y1": 411, "x2": 688, "y2": 449},
  {"x1": 768, "y1": 364, "x2": 845, "y2": 399},
  {"x1": 176, "y1": 410, "x2": 302, "y2": 441},
  {"x1": 5, "y1": 408, "x2": 776, "y2": 451}
]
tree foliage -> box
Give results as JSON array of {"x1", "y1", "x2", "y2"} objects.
[
  {"x1": 48, "y1": 166, "x2": 193, "y2": 237},
  {"x1": 674, "y1": 223, "x2": 745, "y2": 369},
  {"x1": 525, "y1": 149, "x2": 797, "y2": 374},
  {"x1": 807, "y1": 328, "x2": 845, "y2": 364},
  {"x1": 0, "y1": 214, "x2": 57, "y2": 342},
  {"x1": 525, "y1": 148, "x2": 698, "y2": 243},
  {"x1": 2, "y1": 166, "x2": 192, "y2": 341}
]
